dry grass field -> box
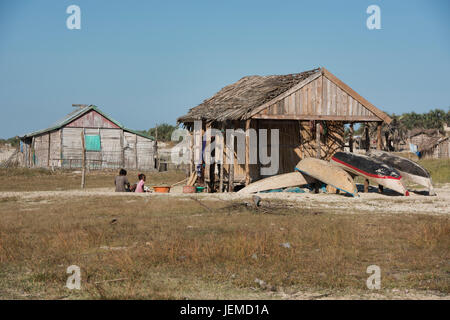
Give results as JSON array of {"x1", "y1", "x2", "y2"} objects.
[{"x1": 0, "y1": 165, "x2": 449, "y2": 300}]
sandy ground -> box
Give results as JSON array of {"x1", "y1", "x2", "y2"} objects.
[
  {"x1": 2, "y1": 184, "x2": 449, "y2": 216},
  {"x1": 1, "y1": 184, "x2": 448, "y2": 300}
]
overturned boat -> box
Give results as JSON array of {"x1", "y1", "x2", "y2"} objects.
[
  {"x1": 331, "y1": 151, "x2": 409, "y2": 196},
  {"x1": 295, "y1": 157, "x2": 358, "y2": 197},
  {"x1": 238, "y1": 172, "x2": 315, "y2": 194},
  {"x1": 367, "y1": 150, "x2": 435, "y2": 195}
]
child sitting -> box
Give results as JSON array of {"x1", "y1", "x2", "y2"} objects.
[
  {"x1": 135, "y1": 173, "x2": 147, "y2": 193},
  {"x1": 114, "y1": 169, "x2": 130, "y2": 192}
]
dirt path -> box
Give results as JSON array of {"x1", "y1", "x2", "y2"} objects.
[{"x1": 2, "y1": 184, "x2": 449, "y2": 216}]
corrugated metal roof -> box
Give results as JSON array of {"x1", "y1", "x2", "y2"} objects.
[{"x1": 21, "y1": 105, "x2": 154, "y2": 140}]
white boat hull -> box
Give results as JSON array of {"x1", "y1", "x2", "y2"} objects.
[
  {"x1": 238, "y1": 172, "x2": 314, "y2": 194},
  {"x1": 296, "y1": 158, "x2": 358, "y2": 197}
]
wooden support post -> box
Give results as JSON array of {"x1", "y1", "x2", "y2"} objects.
[
  {"x1": 219, "y1": 122, "x2": 225, "y2": 192},
  {"x1": 349, "y1": 123, "x2": 354, "y2": 153},
  {"x1": 364, "y1": 179, "x2": 369, "y2": 193},
  {"x1": 228, "y1": 123, "x2": 235, "y2": 192},
  {"x1": 299, "y1": 121, "x2": 304, "y2": 159},
  {"x1": 364, "y1": 124, "x2": 370, "y2": 152},
  {"x1": 376, "y1": 122, "x2": 382, "y2": 150},
  {"x1": 316, "y1": 121, "x2": 321, "y2": 159},
  {"x1": 245, "y1": 119, "x2": 251, "y2": 186},
  {"x1": 255, "y1": 119, "x2": 260, "y2": 180},
  {"x1": 205, "y1": 122, "x2": 211, "y2": 192},
  {"x1": 189, "y1": 129, "x2": 194, "y2": 176},
  {"x1": 81, "y1": 130, "x2": 86, "y2": 189}
]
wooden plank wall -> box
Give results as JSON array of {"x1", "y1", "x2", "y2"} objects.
[
  {"x1": 66, "y1": 110, "x2": 120, "y2": 129},
  {"x1": 59, "y1": 128, "x2": 155, "y2": 169},
  {"x1": 124, "y1": 132, "x2": 137, "y2": 169},
  {"x1": 61, "y1": 127, "x2": 83, "y2": 168},
  {"x1": 228, "y1": 119, "x2": 344, "y2": 182},
  {"x1": 100, "y1": 129, "x2": 121, "y2": 169},
  {"x1": 32, "y1": 134, "x2": 49, "y2": 167},
  {"x1": 49, "y1": 130, "x2": 61, "y2": 167},
  {"x1": 254, "y1": 75, "x2": 379, "y2": 121},
  {"x1": 258, "y1": 120, "x2": 301, "y2": 177},
  {"x1": 136, "y1": 135, "x2": 155, "y2": 170}
]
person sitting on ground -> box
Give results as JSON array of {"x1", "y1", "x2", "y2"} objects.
[
  {"x1": 135, "y1": 173, "x2": 147, "y2": 193},
  {"x1": 114, "y1": 168, "x2": 130, "y2": 192}
]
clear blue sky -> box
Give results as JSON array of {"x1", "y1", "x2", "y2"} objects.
[{"x1": 0, "y1": 0, "x2": 449, "y2": 138}]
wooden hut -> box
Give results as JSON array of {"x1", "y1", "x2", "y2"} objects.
[
  {"x1": 419, "y1": 137, "x2": 449, "y2": 159},
  {"x1": 20, "y1": 105, "x2": 156, "y2": 170},
  {"x1": 178, "y1": 67, "x2": 392, "y2": 191}
]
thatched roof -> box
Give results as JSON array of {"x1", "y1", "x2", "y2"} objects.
[
  {"x1": 178, "y1": 68, "x2": 320, "y2": 123},
  {"x1": 419, "y1": 136, "x2": 448, "y2": 152},
  {"x1": 408, "y1": 128, "x2": 441, "y2": 138}
]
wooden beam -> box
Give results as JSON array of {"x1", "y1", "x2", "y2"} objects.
[
  {"x1": 321, "y1": 68, "x2": 392, "y2": 124},
  {"x1": 376, "y1": 122, "x2": 382, "y2": 150},
  {"x1": 219, "y1": 122, "x2": 225, "y2": 192},
  {"x1": 205, "y1": 122, "x2": 211, "y2": 191},
  {"x1": 316, "y1": 121, "x2": 321, "y2": 159},
  {"x1": 189, "y1": 129, "x2": 194, "y2": 176},
  {"x1": 364, "y1": 124, "x2": 370, "y2": 152},
  {"x1": 245, "y1": 119, "x2": 251, "y2": 186},
  {"x1": 349, "y1": 123, "x2": 354, "y2": 152},
  {"x1": 228, "y1": 122, "x2": 235, "y2": 192},
  {"x1": 251, "y1": 114, "x2": 382, "y2": 121}
]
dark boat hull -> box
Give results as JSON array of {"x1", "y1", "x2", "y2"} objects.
[
  {"x1": 367, "y1": 150, "x2": 435, "y2": 195},
  {"x1": 331, "y1": 151, "x2": 409, "y2": 196}
]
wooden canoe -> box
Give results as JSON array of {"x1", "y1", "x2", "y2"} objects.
[
  {"x1": 331, "y1": 151, "x2": 409, "y2": 196},
  {"x1": 367, "y1": 150, "x2": 435, "y2": 195},
  {"x1": 237, "y1": 172, "x2": 315, "y2": 194},
  {"x1": 295, "y1": 157, "x2": 358, "y2": 197}
]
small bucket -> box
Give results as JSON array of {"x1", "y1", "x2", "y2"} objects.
[
  {"x1": 153, "y1": 186, "x2": 171, "y2": 193},
  {"x1": 196, "y1": 186, "x2": 206, "y2": 193},
  {"x1": 183, "y1": 185, "x2": 196, "y2": 193}
]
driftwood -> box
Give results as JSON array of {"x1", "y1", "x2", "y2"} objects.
[
  {"x1": 186, "y1": 171, "x2": 197, "y2": 186},
  {"x1": 171, "y1": 177, "x2": 188, "y2": 187}
]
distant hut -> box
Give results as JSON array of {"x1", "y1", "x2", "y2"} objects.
[
  {"x1": 409, "y1": 128, "x2": 442, "y2": 148},
  {"x1": 178, "y1": 67, "x2": 392, "y2": 191},
  {"x1": 20, "y1": 105, "x2": 156, "y2": 170},
  {"x1": 418, "y1": 137, "x2": 449, "y2": 159}
]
